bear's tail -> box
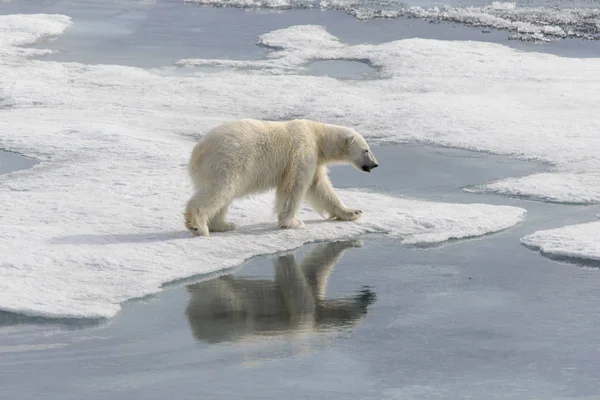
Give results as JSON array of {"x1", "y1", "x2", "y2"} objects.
[
  {"x1": 188, "y1": 140, "x2": 213, "y2": 190},
  {"x1": 188, "y1": 141, "x2": 208, "y2": 182}
]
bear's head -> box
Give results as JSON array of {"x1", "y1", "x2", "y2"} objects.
[{"x1": 345, "y1": 130, "x2": 379, "y2": 173}]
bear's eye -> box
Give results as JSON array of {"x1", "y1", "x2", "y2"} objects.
[{"x1": 364, "y1": 150, "x2": 369, "y2": 154}]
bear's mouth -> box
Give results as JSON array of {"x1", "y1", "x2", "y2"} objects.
[{"x1": 361, "y1": 165, "x2": 371, "y2": 172}]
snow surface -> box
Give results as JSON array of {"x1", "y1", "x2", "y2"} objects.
[
  {"x1": 184, "y1": 0, "x2": 600, "y2": 41},
  {"x1": 465, "y1": 173, "x2": 600, "y2": 204},
  {"x1": 0, "y1": 15, "x2": 529, "y2": 319},
  {"x1": 179, "y1": 24, "x2": 600, "y2": 204},
  {"x1": 522, "y1": 221, "x2": 600, "y2": 262}
]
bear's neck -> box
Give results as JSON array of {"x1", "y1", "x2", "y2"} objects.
[{"x1": 314, "y1": 123, "x2": 348, "y2": 165}]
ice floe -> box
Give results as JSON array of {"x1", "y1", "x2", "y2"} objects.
[
  {"x1": 0, "y1": 15, "x2": 528, "y2": 318},
  {"x1": 465, "y1": 173, "x2": 600, "y2": 204},
  {"x1": 522, "y1": 220, "x2": 600, "y2": 262},
  {"x1": 179, "y1": 24, "x2": 600, "y2": 204}
]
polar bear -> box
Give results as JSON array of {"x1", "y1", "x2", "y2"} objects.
[{"x1": 184, "y1": 119, "x2": 379, "y2": 236}]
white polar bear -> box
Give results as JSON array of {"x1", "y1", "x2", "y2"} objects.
[{"x1": 184, "y1": 119, "x2": 379, "y2": 236}]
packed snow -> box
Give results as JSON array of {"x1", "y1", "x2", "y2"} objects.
[
  {"x1": 0, "y1": 15, "x2": 530, "y2": 319},
  {"x1": 184, "y1": 0, "x2": 600, "y2": 41},
  {"x1": 522, "y1": 220, "x2": 600, "y2": 262},
  {"x1": 179, "y1": 24, "x2": 600, "y2": 204},
  {"x1": 465, "y1": 173, "x2": 600, "y2": 204}
]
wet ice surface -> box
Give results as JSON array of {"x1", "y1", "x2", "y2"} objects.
[
  {"x1": 307, "y1": 59, "x2": 379, "y2": 79},
  {"x1": 0, "y1": 150, "x2": 37, "y2": 174}
]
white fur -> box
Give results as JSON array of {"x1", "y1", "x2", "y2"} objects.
[{"x1": 184, "y1": 119, "x2": 378, "y2": 236}]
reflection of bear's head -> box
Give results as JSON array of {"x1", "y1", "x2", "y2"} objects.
[
  {"x1": 344, "y1": 129, "x2": 379, "y2": 173},
  {"x1": 185, "y1": 240, "x2": 376, "y2": 344}
]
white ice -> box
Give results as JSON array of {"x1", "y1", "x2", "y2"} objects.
[
  {"x1": 180, "y1": 24, "x2": 600, "y2": 205},
  {"x1": 465, "y1": 173, "x2": 600, "y2": 204},
  {"x1": 522, "y1": 221, "x2": 600, "y2": 262},
  {"x1": 0, "y1": 15, "x2": 528, "y2": 319}
]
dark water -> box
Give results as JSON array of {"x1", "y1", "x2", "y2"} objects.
[{"x1": 5, "y1": 0, "x2": 600, "y2": 71}]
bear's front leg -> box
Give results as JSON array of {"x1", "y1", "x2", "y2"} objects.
[
  {"x1": 306, "y1": 166, "x2": 362, "y2": 222},
  {"x1": 330, "y1": 208, "x2": 363, "y2": 221},
  {"x1": 280, "y1": 217, "x2": 305, "y2": 229}
]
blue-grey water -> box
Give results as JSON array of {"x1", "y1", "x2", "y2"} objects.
[
  {"x1": 0, "y1": 150, "x2": 37, "y2": 175},
  {"x1": 9, "y1": 0, "x2": 600, "y2": 69},
  {"x1": 2, "y1": 1, "x2": 600, "y2": 399}
]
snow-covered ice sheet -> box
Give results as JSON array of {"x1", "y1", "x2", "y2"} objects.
[
  {"x1": 465, "y1": 173, "x2": 600, "y2": 204},
  {"x1": 184, "y1": 0, "x2": 600, "y2": 42},
  {"x1": 0, "y1": 15, "x2": 529, "y2": 319},
  {"x1": 1, "y1": 186, "x2": 525, "y2": 318},
  {"x1": 179, "y1": 24, "x2": 600, "y2": 205},
  {"x1": 522, "y1": 221, "x2": 600, "y2": 262}
]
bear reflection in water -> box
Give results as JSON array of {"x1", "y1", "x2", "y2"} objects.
[{"x1": 185, "y1": 240, "x2": 376, "y2": 343}]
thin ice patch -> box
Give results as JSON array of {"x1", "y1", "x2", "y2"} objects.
[
  {"x1": 521, "y1": 221, "x2": 600, "y2": 262},
  {"x1": 465, "y1": 173, "x2": 600, "y2": 204}
]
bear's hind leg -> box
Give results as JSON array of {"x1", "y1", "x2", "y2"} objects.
[
  {"x1": 208, "y1": 204, "x2": 236, "y2": 232},
  {"x1": 185, "y1": 191, "x2": 210, "y2": 236},
  {"x1": 185, "y1": 188, "x2": 233, "y2": 237}
]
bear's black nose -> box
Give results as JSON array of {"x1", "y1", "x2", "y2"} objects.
[{"x1": 373, "y1": 163, "x2": 379, "y2": 168}]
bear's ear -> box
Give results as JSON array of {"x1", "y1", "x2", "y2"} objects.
[{"x1": 345, "y1": 134, "x2": 356, "y2": 146}]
